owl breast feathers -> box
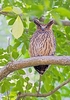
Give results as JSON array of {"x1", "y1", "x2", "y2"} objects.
[{"x1": 29, "y1": 19, "x2": 56, "y2": 74}]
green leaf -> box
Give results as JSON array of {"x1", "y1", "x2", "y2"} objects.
[
  {"x1": 32, "y1": 86, "x2": 37, "y2": 93},
  {"x1": 12, "y1": 50, "x2": 19, "y2": 59},
  {"x1": 21, "y1": 44, "x2": 26, "y2": 55},
  {"x1": 51, "y1": 12, "x2": 62, "y2": 25},
  {"x1": 25, "y1": 77, "x2": 29, "y2": 82},
  {"x1": 12, "y1": 73, "x2": 20, "y2": 79},
  {"x1": 8, "y1": 18, "x2": 15, "y2": 25},
  {"x1": 54, "y1": 7, "x2": 70, "y2": 18},
  {"x1": 44, "y1": 0, "x2": 50, "y2": 9},
  {"x1": 27, "y1": 83, "x2": 32, "y2": 90},
  {"x1": 1, "y1": 79, "x2": 11, "y2": 93},
  {"x1": 12, "y1": 6, "x2": 23, "y2": 14},
  {"x1": 2, "y1": 6, "x2": 12, "y2": 12},
  {"x1": 41, "y1": 85, "x2": 47, "y2": 93},
  {"x1": 15, "y1": 79, "x2": 23, "y2": 91},
  {"x1": 24, "y1": 50, "x2": 30, "y2": 58},
  {"x1": 1, "y1": 84, "x2": 5, "y2": 93},
  {"x1": 28, "y1": 68, "x2": 32, "y2": 73},
  {"x1": 0, "y1": 48, "x2": 4, "y2": 54},
  {"x1": 8, "y1": 0, "x2": 14, "y2": 5},
  {"x1": 55, "y1": 91, "x2": 61, "y2": 100},
  {"x1": 18, "y1": 69, "x2": 26, "y2": 75},
  {"x1": 26, "y1": 17, "x2": 30, "y2": 28},
  {"x1": 43, "y1": 73, "x2": 53, "y2": 91},
  {"x1": 12, "y1": 16, "x2": 24, "y2": 39},
  {"x1": 13, "y1": 41, "x2": 21, "y2": 48},
  {"x1": 9, "y1": 92, "x2": 16, "y2": 99},
  {"x1": 65, "y1": 26, "x2": 70, "y2": 33},
  {"x1": 44, "y1": 81, "x2": 52, "y2": 92},
  {"x1": 51, "y1": 94, "x2": 57, "y2": 100},
  {"x1": 61, "y1": 86, "x2": 70, "y2": 97}
]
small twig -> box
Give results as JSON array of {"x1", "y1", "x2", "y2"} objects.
[
  {"x1": 16, "y1": 78, "x2": 70, "y2": 100},
  {"x1": 6, "y1": 91, "x2": 10, "y2": 100},
  {"x1": 0, "y1": 11, "x2": 8, "y2": 15},
  {"x1": 37, "y1": 75, "x2": 42, "y2": 94},
  {"x1": 7, "y1": 37, "x2": 13, "y2": 61}
]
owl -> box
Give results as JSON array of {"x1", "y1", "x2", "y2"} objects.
[{"x1": 29, "y1": 19, "x2": 56, "y2": 75}]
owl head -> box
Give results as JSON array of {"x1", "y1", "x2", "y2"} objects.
[{"x1": 34, "y1": 19, "x2": 54, "y2": 31}]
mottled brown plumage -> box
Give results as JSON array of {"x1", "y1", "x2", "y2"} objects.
[{"x1": 29, "y1": 19, "x2": 56, "y2": 74}]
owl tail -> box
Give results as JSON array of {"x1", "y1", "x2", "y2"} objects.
[{"x1": 34, "y1": 65, "x2": 49, "y2": 75}]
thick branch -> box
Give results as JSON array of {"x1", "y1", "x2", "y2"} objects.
[
  {"x1": 0, "y1": 11, "x2": 70, "y2": 26},
  {"x1": 16, "y1": 78, "x2": 70, "y2": 100},
  {"x1": 53, "y1": 20, "x2": 70, "y2": 26},
  {"x1": 0, "y1": 56, "x2": 70, "y2": 81}
]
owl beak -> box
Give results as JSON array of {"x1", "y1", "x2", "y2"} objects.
[
  {"x1": 41, "y1": 26, "x2": 45, "y2": 31},
  {"x1": 41, "y1": 28, "x2": 44, "y2": 31}
]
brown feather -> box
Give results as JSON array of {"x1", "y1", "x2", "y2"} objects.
[{"x1": 29, "y1": 20, "x2": 56, "y2": 74}]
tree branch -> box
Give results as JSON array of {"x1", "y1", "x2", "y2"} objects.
[
  {"x1": 53, "y1": 19, "x2": 70, "y2": 26},
  {"x1": 16, "y1": 78, "x2": 70, "y2": 100},
  {"x1": 0, "y1": 11, "x2": 70, "y2": 26},
  {"x1": 0, "y1": 56, "x2": 70, "y2": 81}
]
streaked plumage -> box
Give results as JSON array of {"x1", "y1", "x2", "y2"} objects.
[{"x1": 29, "y1": 19, "x2": 56, "y2": 74}]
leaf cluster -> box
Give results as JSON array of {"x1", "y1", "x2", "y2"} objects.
[{"x1": 0, "y1": 0, "x2": 70, "y2": 99}]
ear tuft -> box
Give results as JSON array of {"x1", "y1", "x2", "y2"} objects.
[
  {"x1": 49, "y1": 20, "x2": 54, "y2": 24},
  {"x1": 34, "y1": 19, "x2": 41, "y2": 26},
  {"x1": 47, "y1": 20, "x2": 54, "y2": 28}
]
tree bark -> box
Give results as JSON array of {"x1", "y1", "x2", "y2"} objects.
[{"x1": 0, "y1": 56, "x2": 70, "y2": 81}]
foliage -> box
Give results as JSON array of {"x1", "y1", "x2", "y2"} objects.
[{"x1": 0, "y1": 0, "x2": 70, "y2": 99}]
